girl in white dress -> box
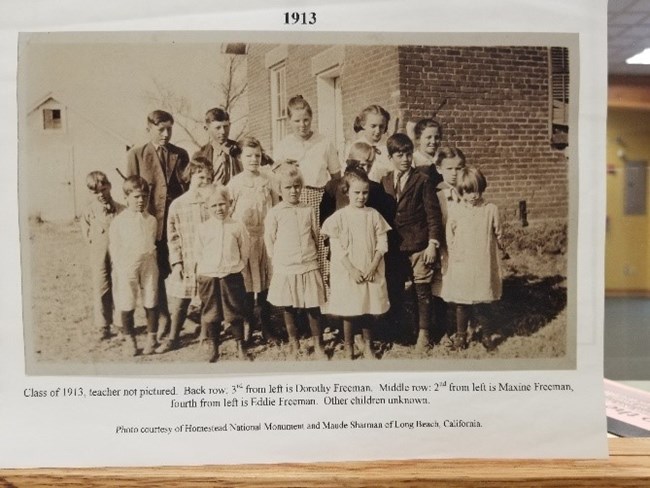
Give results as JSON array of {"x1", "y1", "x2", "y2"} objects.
[
  {"x1": 441, "y1": 166, "x2": 504, "y2": 351},
  {"x1": 431, "y1": 146, "x2": 466, "y2": 344},
  {"x1": 321, "y1": 168, "x2": 391, "y2": 359},
  {"x1": 264, "y1": 165, "x2": 327, "y2": 359},
  {"x1": 228, "y1": 137, "x2": 279, "y2": 344}
]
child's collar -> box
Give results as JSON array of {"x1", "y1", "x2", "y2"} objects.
[
  {"x1": 279, "y1": 200, "x2": 302, "y2": 208},
  {"x1": 294, "y1": 131, "x2": 314, "y2": 141},
  {"x1": 464, "y1": 196, "x2": 485, "y2": 207},
  {"x1": 94, "y1": 198, "x2": 117, "y2": 212},
  {"x1": 104, "y1": 199, "x2": 118, "y2": 213},
  {"x1": 210, "y1": 215, "x2": 232, "y2": 223},
  {"x1": 187, "y1": 187, "x2": 207, "y2": 202},
  {"x1": 394, "y1": 166, "x2": 414, "y2": 176},
  {"x1": 211, "y1": 140, "x2": 233, "y2": 155}
]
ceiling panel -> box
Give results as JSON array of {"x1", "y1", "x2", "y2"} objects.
[{"x1": 609, "y1": 0, "x2": 650, "y2": 74}]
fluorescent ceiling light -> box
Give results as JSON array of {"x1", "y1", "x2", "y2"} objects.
[{"x1": 626, "y1": 48, "x2": 650, "y2": 64}]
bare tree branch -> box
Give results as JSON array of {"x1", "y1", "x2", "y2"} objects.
[
  {"x1": 143, "y1": 53, "x2": 247, "y2": 148},
  {"x1": 216, "y1": 55, "x2": 248, "y2": 118},
  {"x1": 143, "y1": 78, "x2": 203, "y2": 148},
  {"x1": 228, "y1": 82, "x2": 248, "y2": 108}
]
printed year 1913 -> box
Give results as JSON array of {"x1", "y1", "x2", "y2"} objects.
[{"x1": 284, "y1": 11, "x2": 316, "y2": 25}]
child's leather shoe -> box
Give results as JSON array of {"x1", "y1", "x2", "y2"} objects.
[{"x1": 142, "y1": 333, "x2": 157, "y2": 355}]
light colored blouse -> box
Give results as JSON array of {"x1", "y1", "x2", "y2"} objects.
[
  {"x1": 196, "y1": 217, "x2": 250, "y2": 278},
  {"x1": 109, "y1": 210, "x2": 157, "y2": 267},
  {"x1": 264, "y1": 201, "x2": 320, "y2": 274},
  {"x1": 228, "y1": 171, "x2": 276, "y2": 236},
  {"x1": 413, "y1": 149, "x2": 437, "y2": 167},
  {"x1": 273, "y1": 132, "x2": 340, "y2": 188}
]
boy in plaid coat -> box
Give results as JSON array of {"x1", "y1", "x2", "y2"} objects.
[{"x1": 157, "y1": 158, "x2": 213, "y2": 353}]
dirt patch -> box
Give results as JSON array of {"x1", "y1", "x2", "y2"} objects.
[{"x1": 25, "y1": 220, "x2": 568, "y2": 368}]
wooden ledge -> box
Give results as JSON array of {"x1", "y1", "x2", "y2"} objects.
[
  {"x1": 1, "y1": 438, "x2": 649, "y2": 486},
  {"x1": 605, "y1": 289, "x2": 650, "y2": 298}
]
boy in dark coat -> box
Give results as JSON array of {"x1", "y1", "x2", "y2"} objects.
[{"x1": 380, "y1": 133, "x2": 443, "y2": 350}]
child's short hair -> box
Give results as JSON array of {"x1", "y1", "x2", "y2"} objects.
[
  {"x1": 206, "y1": 185, "x2": 232, "y2": 205},
  {"x1": 413, "y1": 118, "x2": 442, "y2": 140},
  {"x1": 347, "y1": 141, "x2": 375, "y2": 166},
  {"x1": 237, "y1": 136, "x2": 264, "y2": 153},
  {"x1": 435, "y1": 146, "x2": 466, "y2": 167},
  {"x1": 182, "y1": 157, "x2": 214, "y2": 184},
  {"x1": 353, "y1": 105, "x2": 390, "y2": 133},
  {"x1": 147, "y1": 110, "x2": 174, "y2": 126},
  {"x1": 204, "y1": 107, "x2": 230, "y2": 124},
  {"x1": 386, "y1": 133, "x2": 414, "y2": 157},
  {"x1": 123, "y1": 175, "x2": 150, "y2": 196},
  {"x1": 277, "y1": 163, "x2": 304, "y2": 187},
  {"x1": 287, "y1": 95, "x2": 312, "y2": 118},
  {"x1": 86, "y1": 171, "x2": 111, "y2": 191},
  {"x1": 456, "y1": 166, "x2": 487, "y2": 195},
  {"x1": 340, "y1": 165, "x2": 370, "y2": 195}
]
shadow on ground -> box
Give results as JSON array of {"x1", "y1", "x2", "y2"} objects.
[
  {"x1": 258, "y1": 274, "x2": 567, "y2": 349},
  {"x1": 492, "y1": 274, "x2": 566, "y2": 337}
]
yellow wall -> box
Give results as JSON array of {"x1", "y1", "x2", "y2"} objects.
[{"x1": 606, "y1": 107, "x2": 650, "y2": 294}]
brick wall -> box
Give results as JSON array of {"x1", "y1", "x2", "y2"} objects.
[
  {"x1": 247, "y1": 43, "x2": 335, "y2": 154},
  {"x1": 398, "y1": 45, "x2": 568, "y2": 222},
  {"x1": 247, "y1": 43, "x2": 401, "y2": 156},
  {"x1": 339, "y1": 45, "x2": 400, "y2": 143},
  {"x1": 246, "y1": 44, "x2": 273, "y2": 153},
  {"x1": 248, "y1": 43, "x2": 568, "y2": 222}
]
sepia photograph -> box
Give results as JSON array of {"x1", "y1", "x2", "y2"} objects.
[
  {"x1": 18, "y1": 31, "x2": 576, "y2": 374},
  {"x1": 1, "y1": 2, "x2": 612, "y2": 470}
]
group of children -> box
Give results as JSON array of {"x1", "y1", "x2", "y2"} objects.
[{"x1": 81, "y1": 98, "x2": 505, "y2": 362}]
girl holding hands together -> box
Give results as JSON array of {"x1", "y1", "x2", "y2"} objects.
[{"x1": 321, "y1": 168, "x2": 391, "y2": 359}]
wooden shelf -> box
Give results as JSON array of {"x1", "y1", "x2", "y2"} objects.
[
  {"x1": 1, "y1": 438, "x2": 649, "y2": 486},
  {"x1": 605, "y1": 289, "x2": 650, "y2": 298}
]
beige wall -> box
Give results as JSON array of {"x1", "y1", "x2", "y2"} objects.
[{"x1": 606, "y1": 107, "x2": 650, "y2": 294}]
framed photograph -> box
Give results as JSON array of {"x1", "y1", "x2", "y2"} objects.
[{"x1": 1, "y1": 0, "x2": 608, "y2": 468}]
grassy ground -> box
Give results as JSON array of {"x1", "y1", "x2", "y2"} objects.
[{"x1": 26, "y1": 219, "x2": 568, "y2": 365}]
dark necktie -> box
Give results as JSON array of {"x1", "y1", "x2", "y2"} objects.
[
  {"x1": 213, "y1": 146, "x2": 230, "y2": 185},
  {"x1": 157, "y1": 146, "x2": 168, "y2": 178},
  {"x1": 395, "y1": 171, "x2": 405, "y2": 200}
]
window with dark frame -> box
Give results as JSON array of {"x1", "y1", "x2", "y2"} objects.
[
  {"x1": 43, "y1": 108, "x2": 62, "y2": 130},
  {"x1": 550, "y1": 47, "x2": 569, "y2": 149}
]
